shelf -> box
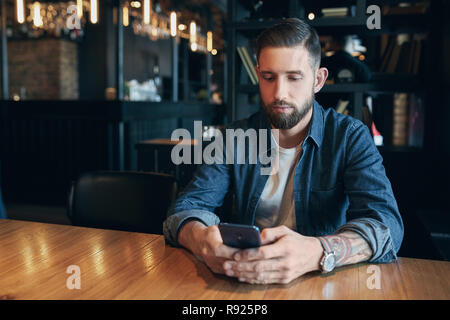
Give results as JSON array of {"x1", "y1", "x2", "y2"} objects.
[
  {"x1": 377, "y1": 146, "x2": 423, "y2": 153},
  {"x1": 309, "y1": 17, "x2": 366, "y2": 28}
]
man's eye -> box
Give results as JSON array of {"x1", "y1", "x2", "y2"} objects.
[
  {"x1": 263, "y1": 76, "x2": 274, "y2": 81},
  {"x1": 289, "y1": 77, "x2": 301, "y2": 81}
]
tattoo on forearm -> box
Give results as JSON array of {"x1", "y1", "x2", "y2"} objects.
[{"x1": 320, "y1": 232, "x2": 373, "y2": 267}]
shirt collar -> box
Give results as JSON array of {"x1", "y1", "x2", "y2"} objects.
[{"x1": 305, "y1": 100, "x2": 324, "y2": 148}]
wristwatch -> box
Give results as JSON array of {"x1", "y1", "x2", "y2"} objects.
[{"x1": 318, "y1": 237, "x2": 337, "y2": 273}]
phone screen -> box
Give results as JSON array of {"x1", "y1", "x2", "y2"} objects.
[{"x1": 218, "y1": 223, "x2": 261, "y2": 249}]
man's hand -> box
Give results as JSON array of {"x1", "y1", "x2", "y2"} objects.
[
  {"x1": 178, "y1": 221, "x2": 240, "y2": 275},
  {"x1": 222, "y1": 225, "x2": 323, "y2": 284}
]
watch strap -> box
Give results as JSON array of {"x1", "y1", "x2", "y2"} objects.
[
  {"x1": 318, "y1": 236, "x2": 336, "y2": 273},
  {"x1": 318, "y1": 236, "x2": 332, "y2": 254}
]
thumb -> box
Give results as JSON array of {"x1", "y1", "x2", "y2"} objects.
[{"x1": 260, "y1": 225, "x2": 291, "y2": 245}]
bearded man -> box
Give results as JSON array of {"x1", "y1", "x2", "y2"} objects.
[{"x1": 163, "y1": 18, "x2": 404, "y2": 284}]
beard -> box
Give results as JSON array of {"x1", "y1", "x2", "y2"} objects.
[{"x1": 262, "y1": 90, "x2": 315, "y2": 129}]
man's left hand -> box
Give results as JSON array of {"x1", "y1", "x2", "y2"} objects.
[{"x1": 222, "y1": 225, "x2": 323, "y2": 284}]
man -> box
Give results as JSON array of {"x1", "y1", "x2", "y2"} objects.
[{"x1": 163, "y1": 18, "x2": 403, "y2": 284}]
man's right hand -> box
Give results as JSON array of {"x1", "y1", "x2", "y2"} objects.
[{"x1": 177, "y1": 221, "x2": 240, "y2": 275}]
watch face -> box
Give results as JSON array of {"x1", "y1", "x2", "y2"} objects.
[{"x1": 324, "y1": 253, "x2": 337, "y2": 272}]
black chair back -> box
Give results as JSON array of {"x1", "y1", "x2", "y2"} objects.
[{"x1": 68, "y1": 171, "x2": 177, "y2": 234}]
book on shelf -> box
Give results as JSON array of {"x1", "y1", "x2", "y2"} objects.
[
  {"x1": 396, "y1": 38, "x2": 413, "y2": 74},
  {"x1": 335, "y1": 100, "x2": 349, "y2": 114},
  {"x1": 321, "y1": 7, "x2": 348, "y2": 17},
  {"x1": 382, "y1": 1, "x2": 430, "y2": 15},
  {"x1": 385, "y1": 36, "x2": 404, "y2": 74},
  {"x1": 391, "y1": 93, "x2": 424, "y2": 147},
  {"x1": 412, "y1": 34, "x2": 425, "y2": 74},
  {"x1": 237, "y1": 46, "x2": 257, "y2": 85},
  {"x1": 392, "y1": 93, "x2": 409, "y2": 146},
  {"x1": 408, "y1": 94, "x2": 424, "y2": 148},
  {"x1": 379, "y1": 34, "x2": 389, "y2": 58},
  {"x1": 379, "y1": 34, "x2": 425, "y2": 75},
  {"x1": 380, "y1": 35, "x2": 396, "y2": 73},
  {"x1": 241, "y1": 46, "x2": 259, "y2": 84}
]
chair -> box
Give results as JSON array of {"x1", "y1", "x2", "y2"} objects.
[{"x1": 68, "y1": 171, "x2": 177, "y2": 234}]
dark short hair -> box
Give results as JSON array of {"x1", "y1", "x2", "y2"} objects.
[{"x1": 255, "y1": 18, "x2": 321, "y2": 71}]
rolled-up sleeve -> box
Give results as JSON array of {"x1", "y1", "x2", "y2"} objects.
[
  {"x1": 163, "y1": 209, "x2": 220, "y2": 247},
  {"x1": 163, "y1": 151, "x2": 231, "y2": 246},
  {"x1": 340, "y1": 121, "x2": 404, "y2": 263}
]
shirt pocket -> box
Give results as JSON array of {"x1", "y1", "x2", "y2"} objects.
[{"x1": 308, "y1": 182, "x2": 347, "y2": 235}]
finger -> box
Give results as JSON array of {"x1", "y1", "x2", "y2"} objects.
[
  {"x1": 224, "y1": 258, "x2": 283, "y2": 274},
  {"x1": 234, "y1": 241, "x2": 285, "y2": 261},
  {"x1": 236, "y1": 271, "x2": 288, "y2": 284},
  {"x1": 214, "y1": 244, "x2": 241, "y2": 259},
  {"x1": 260, "y1": 225, "x2": 292, "y2": 245}
]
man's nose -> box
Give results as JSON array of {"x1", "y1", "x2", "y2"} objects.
[{"x1": 274, "y1": 78, "x2": 288, "y2": 101}]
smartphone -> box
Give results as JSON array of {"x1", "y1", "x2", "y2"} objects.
[{"x1": 218, "y1": 223, "x2": 261, "y2": 249}]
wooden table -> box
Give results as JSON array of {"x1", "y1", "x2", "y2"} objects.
[{"x1": 1, "y1": 219, "x2": 449, "y2": 300}]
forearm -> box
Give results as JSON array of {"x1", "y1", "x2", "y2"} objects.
[
  {"x1": 177, "y1": 220, "x2": 207, "y2": 255},
  {"x1": 319, "y1": 231, "x2": 373, "y2": 267}
]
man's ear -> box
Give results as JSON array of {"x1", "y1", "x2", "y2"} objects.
[{"x1": 314, "y1": 67, "x2": 329, "y2": 93}]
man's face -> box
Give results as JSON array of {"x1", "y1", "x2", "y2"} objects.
[{"x1": 257, "y1": 46, "x2": 316, "y2": 129}]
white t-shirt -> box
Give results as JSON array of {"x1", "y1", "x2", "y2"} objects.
[{"x1": 255, "y1": 135, "x2": 302, "y2": 231}]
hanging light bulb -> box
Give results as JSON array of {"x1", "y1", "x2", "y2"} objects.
[
  {"x1": 190, "y1": 21, "x2": 197, "y2": 51},
  {"x1": 143, "y1": 0, "x2": 150, "y2": 25},
  {"x1": 207, "y1": 31, "x2": 213, "y2": 52},
  {"x1": 77, "y1": 0, "x2": 83, "y2": 18},
  {"x1": 90, "y1": 0, "x2": 98, "y2": 24},
  {"x1": 130, "y1": 1, "x2": 141, "y2": 8},
  {"x1": 16, "y1": 0, "x2": 25, "y2": 24},
  {"x1": 170, "y1": 11, "x2": 177, "y2": 37},
  {"x1": 33, "y1": 2, "x2": 43, "y2": 27},
  {"x1": 123, "y1": 6, "x2": 129, "y2": 27}
]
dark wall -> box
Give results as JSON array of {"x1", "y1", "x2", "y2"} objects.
[
  {"x1": 426, "y1": 0, "x2": 450, "y2": 212},
  {"x1": 123, "y1": 28, "x2": 172, "y2": 81},
  {"x1": 439, "y1": 1, "x2": 450, "y2": 211},
  {"x1": 78, "y1": 3, "x2": 173, "y2": 100},
  {"x1": 78, "y1": 3, "x2": 109, "y2": 99}
]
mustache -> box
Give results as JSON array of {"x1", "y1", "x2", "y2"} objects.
[{"x1": 269, "y1": 100, "x2": 296, "y2": 108}]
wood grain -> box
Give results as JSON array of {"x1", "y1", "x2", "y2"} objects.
[{"x1": 0, "y1": 219, "x2": 449, "y2": 300}]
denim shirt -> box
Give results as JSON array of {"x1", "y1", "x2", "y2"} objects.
[{"x1": 163, "y1": 101, "x2": 404, "y2": 263}]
